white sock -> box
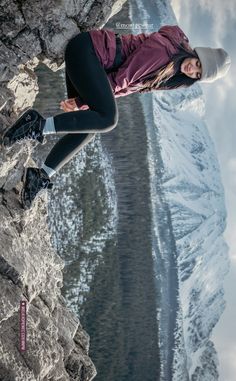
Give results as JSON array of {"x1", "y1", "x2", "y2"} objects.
[
  {"x1": 41, "y1": 163, "x2": 56, "y2": 178},
  {"x1": 42, "y1": 117, "x2": 56, "y2": 135}
]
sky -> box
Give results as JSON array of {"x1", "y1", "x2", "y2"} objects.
[{"x1": 170, "y1": 1, "x2": 236, "y2": 380}]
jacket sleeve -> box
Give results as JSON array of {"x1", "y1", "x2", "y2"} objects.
[
  {"x1": 107, "y1": 72, "x2": 140, "y2": 97},
  {"x1": 105, "y1": 33, "x2": 172, "y2": 98},
  {"x1": 105, "y1": 46, "x2": 149, "y2": 96}
]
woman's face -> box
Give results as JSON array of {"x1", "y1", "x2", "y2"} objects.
[{"x1": 180, "y1": 57, "x2": 202, "y2": 79}]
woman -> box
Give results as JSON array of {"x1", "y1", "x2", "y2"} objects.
[{"x1": 1, "y1": 25, "x2": 231, "y2": 209}]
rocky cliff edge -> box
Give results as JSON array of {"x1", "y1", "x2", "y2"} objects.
[{"x1": 0, "y1": 0, "x2": 126, "y2": 380}]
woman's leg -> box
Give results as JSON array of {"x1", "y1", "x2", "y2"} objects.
[
  {"x1": 41, "y1": 31, "x2": 118, "y2": 176},
  {"x1": 43, "y1": 132, "x2": 95, "y2": 173},
  {"x1": 19, "y1": 31, "x2": 118, "y2": 208},
  {"x1": 65, "y1": 69, "x2": 80, "y2": 99},
  {"x1": 41, "y1": 67, "x2": 96, "y2": 174},
  {"x1": 53, "y1": 31, "x2": 119, "y2": 134}
]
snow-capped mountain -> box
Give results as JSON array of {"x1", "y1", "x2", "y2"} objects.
[
  {"x1": 147, "y1": 85, "x2": 229, "y2": 380},
  {"x1": 129, "y1": 0, "x2": 230, "y2": 379}
]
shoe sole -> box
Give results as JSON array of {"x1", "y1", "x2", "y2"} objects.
[
  {"x1": 2, "y1": 108, "x2": 35, "y2": 147},
  {"x1": 2, "y1": 108, "x2": 45, "y2": 147}
]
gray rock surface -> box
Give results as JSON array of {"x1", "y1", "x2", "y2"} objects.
[{"x1": 0, "y1": 0, "x2": 127, "y2": 379}]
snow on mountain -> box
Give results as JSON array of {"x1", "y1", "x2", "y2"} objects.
[
  {"x1": 150, "y1": 85, "x2": 230, "y2": 379},
  {"x1": 129, "y1": 0, "x2": 230, "y2": 377}
]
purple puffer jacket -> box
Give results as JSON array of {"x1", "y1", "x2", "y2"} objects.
[{"x1": 74, "y1": 25, "x2": 190, "y2": 110}]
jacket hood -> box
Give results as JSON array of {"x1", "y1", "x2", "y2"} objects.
[{"x1": 158, "y1": 25, "x2": 191, "y2": 57}]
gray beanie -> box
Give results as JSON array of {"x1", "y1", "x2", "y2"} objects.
[{"x1": 194, "y1": 47, "x2": 231, "y2": 83}]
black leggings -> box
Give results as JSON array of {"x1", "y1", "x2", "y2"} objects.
[{"x1": 44, "y1": 31, "x2": 119, "y2": 172}]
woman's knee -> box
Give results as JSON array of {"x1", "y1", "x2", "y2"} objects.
[
  {"x1": 64, "y1": 32, "x2": 88, "y2": 62},
  {"x1": 100, "y1": 107, "x2": 119, "y2": 132}
]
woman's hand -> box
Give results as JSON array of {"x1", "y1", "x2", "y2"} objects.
[{"x1": 60, "y1": 98, "x2": 78, "y2": 112}]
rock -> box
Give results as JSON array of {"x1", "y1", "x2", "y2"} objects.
[{"x1": 0, "y1": 0, "x2": 127, "y2": 379}]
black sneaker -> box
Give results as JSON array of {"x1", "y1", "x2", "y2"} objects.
[
  {"x1": 20, "y1": 167, "x2": 53, "y2": 210},
  {"x1": 2, "y1": 109, "x2": 46, "y2": 147}
]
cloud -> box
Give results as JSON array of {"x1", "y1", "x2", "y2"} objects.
[
  {"x1": 171, "y1": 0, "x2": 236, "y2": 46},
  {"x1": 198, "y1": 0, "x2": 236, "y2": 44}
]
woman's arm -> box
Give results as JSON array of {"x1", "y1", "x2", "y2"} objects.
[{"x1": 105, "y1": 31, "x2": 174, "y2": 97}]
